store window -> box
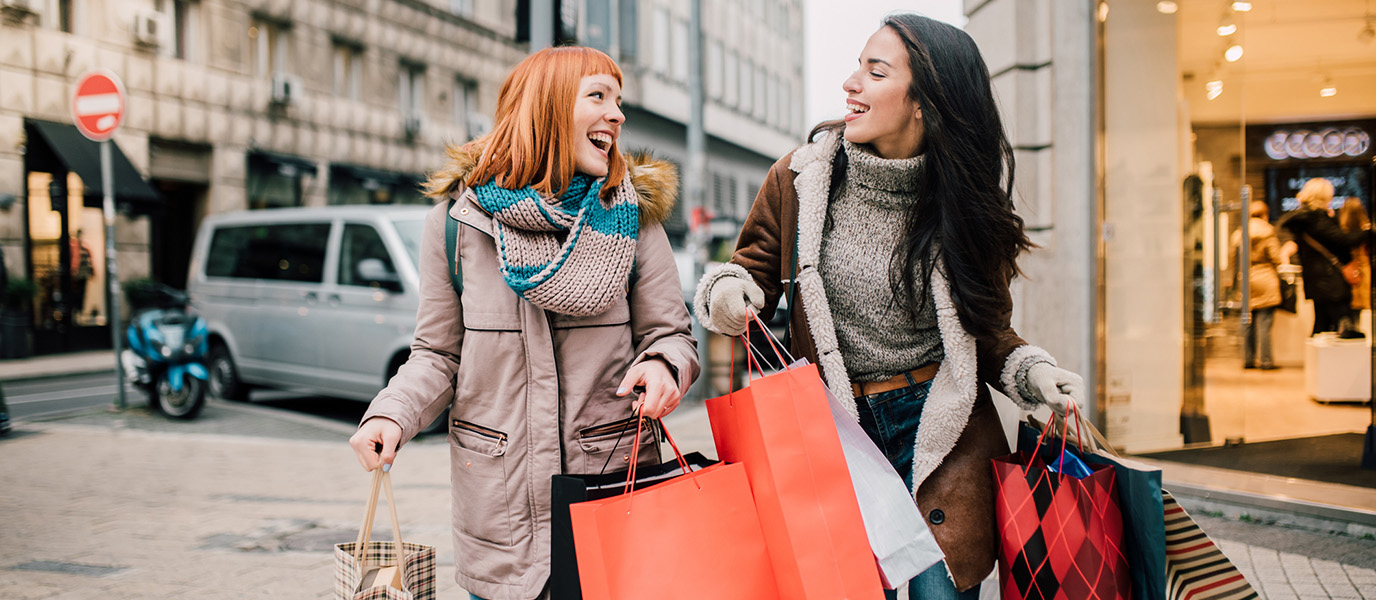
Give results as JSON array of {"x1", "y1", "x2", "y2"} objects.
[
  {"x1": 1098, "y1": 0, "x2": 1376, "y2": 459},
  {"x1": 26, "y1": 171, "x2": 107, "y2": 330},
  {"x1": 328, "y1": 164, "x2": 425, "y2": 206},
  {"x1": 247, "y1": 153, "x2": 316, "y2": 210}
]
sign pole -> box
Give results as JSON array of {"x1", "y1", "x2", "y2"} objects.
[
  {"x1": 73, "y1": 69, "x2": 127, "y2": 411},
  {"x1": 102, "y1": 141, "x2": 126, "y2": 411}
]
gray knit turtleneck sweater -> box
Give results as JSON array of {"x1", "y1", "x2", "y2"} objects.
[{"x1": 818, "y1": 140, "x2": 943, "y2": 383}]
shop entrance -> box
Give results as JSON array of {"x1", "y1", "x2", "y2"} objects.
[
  {"x1": 21, "y1": 119, "x2": 161, "y2": 355},
  {"x1": 1101, "y1": 1, "x2": 1374, "y2": 465}
]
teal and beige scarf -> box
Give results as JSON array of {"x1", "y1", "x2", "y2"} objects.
[{"x1": 473, "y1": 174, "x2": 639, "y2": 316}]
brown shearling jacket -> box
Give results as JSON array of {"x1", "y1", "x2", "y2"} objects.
[{"x1": 695, "y1": 131, "x2": 1057, "y2": 591}]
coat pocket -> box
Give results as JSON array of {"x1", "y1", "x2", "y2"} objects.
[
  {"x1": 549, "y1": 297, "x2": 631, "y2": 329},
  {"x1": 576, "y1": 416, "x2": 662, "y2": 474},
  {"x1": 450, "y1": 419, "x2": 514, "y2": 546}
]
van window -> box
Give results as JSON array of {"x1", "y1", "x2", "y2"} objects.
[
  {"x1": 390, "y1": 217, "x2": 424, "y2": 268},
  {"x1": 205, "y1": 223, "x2": 331, "y2": 283},
  {"x1": 338, "y1": 224, "x2": 396, "y2": 287}
]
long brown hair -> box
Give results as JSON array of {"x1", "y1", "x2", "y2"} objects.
[
  {"x1": 815, "y1": 14, "x2": 1032, "y2": 337},
  {"x1": 1339, "y1": 198, "x2": 1369, "y2": 233},
  {"x1": 461, "y1": 46, "x2": 626, "y2": 199}
]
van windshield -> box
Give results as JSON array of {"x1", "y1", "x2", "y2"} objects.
[{"x1": 390, "y1": 217, "x2": 425, "y2": 269}]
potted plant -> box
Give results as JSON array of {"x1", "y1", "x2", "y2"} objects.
[{"x1": 2, "y1": 278, "x2": 36, "y2": 359}]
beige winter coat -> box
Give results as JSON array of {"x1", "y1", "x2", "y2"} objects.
[
  {"x1": 361, "y1": 145, "x2": 699, "y2": 600},
  {"x1": 1231, "y1": 218, "x2": 1282, "y2": 310}
]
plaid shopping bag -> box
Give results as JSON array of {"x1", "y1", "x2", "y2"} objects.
[{"x1": 333, "y1": 468, "x2": 436, "y2": 600}]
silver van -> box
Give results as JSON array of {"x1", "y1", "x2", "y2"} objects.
[{"x1": 186, "y1": 205, "x2": 430, "y2": 403}]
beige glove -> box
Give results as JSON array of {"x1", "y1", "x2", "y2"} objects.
[
  {"x1": 1027, "y1": 363, "x2": 1086, "y2": 418},
  {"x1": 708, "y1": 276, "x2": 765, "y2": 336}
]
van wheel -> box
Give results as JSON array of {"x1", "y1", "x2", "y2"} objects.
[{"x1": 208, "y1": 344, "x2": 249, "y2": 402}]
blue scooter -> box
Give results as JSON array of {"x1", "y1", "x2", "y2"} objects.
[{"x1": 121, "y1": 283, "x2": 208, "y2": 419}]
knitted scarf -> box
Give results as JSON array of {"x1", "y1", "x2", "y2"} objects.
[{"x1": 473, "y1": 174, "x2": 639, "y2": 316}]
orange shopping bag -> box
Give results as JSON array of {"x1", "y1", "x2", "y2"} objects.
[
  {"x1": 706, "y1": 332, "x2": 884, "y2": 600},
  {"x1": 569, "y1": 416, "x2": 778, "y2": 600}
]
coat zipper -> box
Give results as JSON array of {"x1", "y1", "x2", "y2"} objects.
[
  {"x1": 578, "y1": 416, "x2": 648, "y2": 440},
  {"x1": 452, "y1": 419, "x2": 508, "y2": 445}
]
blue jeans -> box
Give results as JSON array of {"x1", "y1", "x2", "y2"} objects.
[
  {"x1": 1244, "y1": 307, "x2": 1275, "y2": 367},
  {"x1": 855, "y1": 375, "x2": 980, "y2": 600}
]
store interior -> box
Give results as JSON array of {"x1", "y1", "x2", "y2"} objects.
[{"x1": 1104, "y1": 0, "x2": 1375, "y2": 484}]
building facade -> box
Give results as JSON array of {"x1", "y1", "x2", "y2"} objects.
[
  {"x1": 964, "y1": 0, "x2": 1375, "y2": 455},
  {"x1": 575, "y1": 0, "x2": 806, "y2": 246},
  {"x1": 0, "y1": 0, "x2": 805, "y2": 358},
  {"x1": 0, "y1": 0, "x2": 525, "y2": 355}
]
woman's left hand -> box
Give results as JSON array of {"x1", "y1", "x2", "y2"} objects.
[
  {"x1": 1027, "y1": 363, "x2": 1086, "y2": 418},
  {"x1": 617, "y1": 359, "x2": 681, "y2": 419}
]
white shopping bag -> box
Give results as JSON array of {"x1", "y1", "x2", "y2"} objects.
[{"x1": 806, "y1": 359, "x2": 945, "y2": 589}]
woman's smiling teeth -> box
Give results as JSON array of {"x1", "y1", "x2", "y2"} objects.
[
  {"x1": 588, "y1": 132, "x2": 613, "y2": 152},
  {"x1": 847, "y1": 101, "x2": 870, "y2": 114}
]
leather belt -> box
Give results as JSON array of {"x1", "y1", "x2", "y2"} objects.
[{"x1": 851, "y1": 363, "x2": 940, "y2": 398}]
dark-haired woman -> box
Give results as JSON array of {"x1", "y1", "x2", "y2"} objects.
[{"x1": 694, "y1": 14, "x2": 1084, "y2": 599}]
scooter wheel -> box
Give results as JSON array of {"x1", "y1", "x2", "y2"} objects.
[{"x1": 153, "y1": 372, "x2": 206, "y2": 419}]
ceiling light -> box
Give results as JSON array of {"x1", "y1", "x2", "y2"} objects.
[
  {"x1": 1217, "y1": 23, "x2": 1237, "y2": 36},
  {"x1": 1206, "y1": 80, "x2": 1224, "y2": 100},
  {"x1": 1232, "y1": 2, "x2": 1252, "y2": 11},
  {"x1": 1320, "y1": 86, "x2": 1338, "y2": 97},
  {"x1": 1225, "y1": 45, "x2": 1244, "y2": 62},
  {"x1": 1156, "y1": 1, "x2": 1178, "y2": 14}
]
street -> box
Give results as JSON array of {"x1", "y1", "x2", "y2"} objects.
[{"x1": 1, "y1": 373, "x2": 1374, "y2": 599}]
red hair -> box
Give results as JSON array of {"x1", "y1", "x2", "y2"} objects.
[{"x1": 466, "y1": 46, "x2": 625, "y2": 199}]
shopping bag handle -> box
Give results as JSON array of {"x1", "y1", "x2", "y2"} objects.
[
  {"x1": 621, "y1": 407, "x2": 698, "y2": 506},
  {"x1": 352, "y1": 467, "x2": 405, "y2": 566},
  {"x1": 1033, "y1": 403, "x2": 1087, "y2": 478}
]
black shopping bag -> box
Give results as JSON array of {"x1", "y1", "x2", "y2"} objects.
[
  {"x1": 549, "y1": 451, "x2": 716, "y2": 600},
  {"x1": 1019, "y1": 418, "x2": 1166, "y2": 600}
]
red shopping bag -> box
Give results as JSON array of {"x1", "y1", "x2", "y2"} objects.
[
  {"x1": 992, "y1": 410, "x2": 1131, "y2": 600},
  {"x1": 569, "y1": 417, "x2": 778, "y2": 600},
  {"x1": 706, "y1": 333, "x2": 884, "y2": 600}
]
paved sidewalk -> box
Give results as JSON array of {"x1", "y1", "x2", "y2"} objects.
[
  {"x1": 2, "y1": 401, "x2": 1375, "y2": 599},
  {"x1": 0, "y1": 351, "x2": 114, "y2": 382}
]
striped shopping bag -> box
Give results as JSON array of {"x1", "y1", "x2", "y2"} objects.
[{"x1": 1163, "y1": 491, "x2": 1258, "y2": 600}]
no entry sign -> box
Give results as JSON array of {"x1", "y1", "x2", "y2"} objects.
[{"x1": 72, "y1": 70, "x2": 126, "y2": 142}]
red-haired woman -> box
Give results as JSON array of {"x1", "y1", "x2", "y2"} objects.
[{"x1": 349, "y1": 46, "x2": 698, "y2": 600}]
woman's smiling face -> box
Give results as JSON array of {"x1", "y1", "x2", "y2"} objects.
[
  {"x1": 841, "y1": 26, "x2": 924, "y2": 160},
  {"x1": 572, "y1": 74, "x2": 625, "y2": 177}
]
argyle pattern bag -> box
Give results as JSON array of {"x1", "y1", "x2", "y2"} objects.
[{"x1": 993, "y1": 415, "x2": 1131, "y2": 600}]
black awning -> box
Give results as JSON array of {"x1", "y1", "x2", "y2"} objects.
[
  {"x1": 332, "y1": 163, "x2": 405, "y2": 187},
  {"x1": 249, "y1": 151, "x2": 319, "y2": 177},
  {"x1": 24, "y1": 119, "x2": 162, "y2": 212}
]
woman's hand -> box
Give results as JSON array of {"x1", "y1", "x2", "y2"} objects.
[
  {"x1": 350, "y1": 417, "x2": 403, "y2": 472},
  {"x1": 708, "y1": 277, "x2": 765, "y2": 336},
  {"x1": 617, "y1": 359, "x2": 681, "y2": 419},
  {"x1": 1027, "y1": 363, "x2": 1086, "y2": 418}
]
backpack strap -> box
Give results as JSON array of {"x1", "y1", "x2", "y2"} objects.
[{"x1": 445, "y1": 198, "x2": 462, "y2": 296}]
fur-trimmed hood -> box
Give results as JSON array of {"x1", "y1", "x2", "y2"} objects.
[{"x1": 423, "y1": 140, "x2": 679, "y2": 226}]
